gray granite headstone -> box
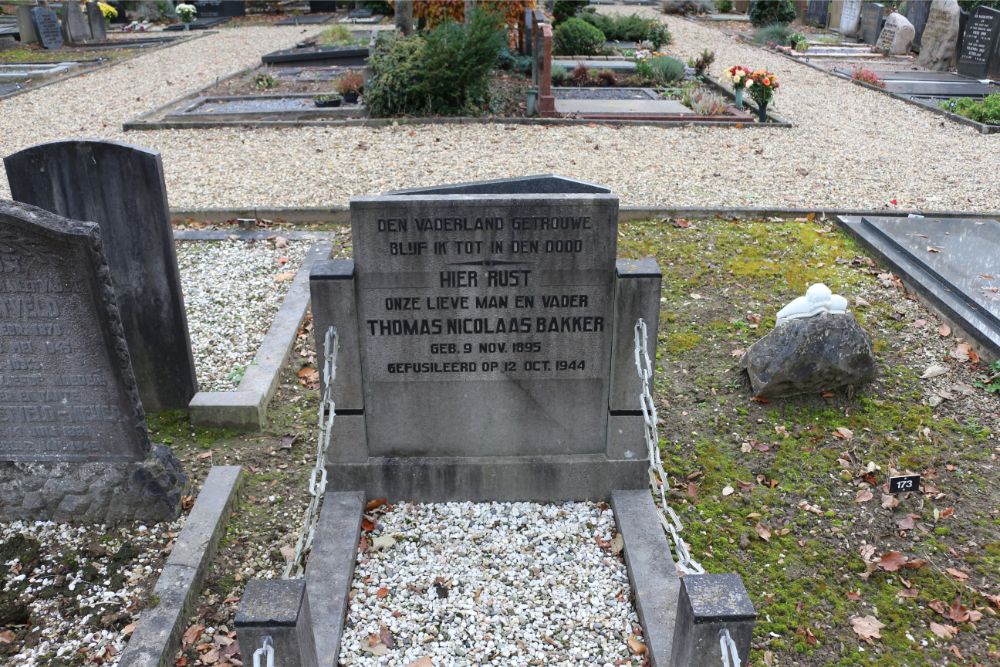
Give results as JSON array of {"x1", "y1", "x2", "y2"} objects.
[
  {"x1": 61, "y1": 1, "x2": 93, "y2": 44},
  {"x1": 917, "y1": 0, "x2": 962, "y2": 71},
  {"x1": 16, "y1": 5, "x2": 38, "y2": 45},
  {"x1": 906, "y1": 0, "x2": 932, "y2": 49},
  {"x1": 87, "y1": 2, "x2": 108, "y2": 42},
  {"x1": 958, "y1": 6, "x2": 1000, "y2": 79},
  {"x1": 860, "y1": 3, "x2": 885, "y2": 45},
  {"x1": 31, "y1": 6, "x2": 63, "y2": 49},
  {"x1": 840, "y1": 0, "x2": 862, "y2": 36},
  {"x1": 875, "y1": 12, "x2": 915, "y2": 55},
  {"x1": 806, "y1": 0, "x2": 828, "y2": 27},
  {"x1": 0, "y1": 199, "x2": 185, "y2": 524},
  {"x1": 5, "y1": 140, "x2": 198, "y2": 412}
]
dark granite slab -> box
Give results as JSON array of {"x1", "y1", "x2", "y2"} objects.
[
  {"x1": 261, "y1": 45, "x2": 368, "y2": 66},
  {"x1": 276, "y1": 14, "x2": 334, "y2": 25},
  {"x1": 885, "y1": 80, "x2": 999, "y2": 96},
  {"x1": 875, "y1": 71, "x2": 986, "y2": 81},
  {"x1": 958, "y1": 6, "x2": 1000, "y2": 79},
  {"x1": 837, "y1": 216, "x2": 1000, "y2": 355},
  {"x1": 163, "y1": 17, "x2": 231, "y2": 31}
]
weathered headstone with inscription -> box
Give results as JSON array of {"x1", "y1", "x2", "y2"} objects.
[
  {"x1": 61, "y1": 1, "x2": 93, "y2": 44},
  {"x1": 840, "y1": 0, "x2": 862, "y2": 37},
  {"x1": 875, "y1": 12, "x2": 915, "y2": 55},
  {"x1": 806, "y1": 0, "x2": 828, "y2": 27},
  {"x1": 917, "y1": 0, "x2": 962, "y2": 70},
  {"x1": 310, "y1": 176, "x2": 659, "y2": 502},
  {"x1": 860, "y1": 3, "x2": 885, "y2": 45},
  {"x1": 958, "y1": 5, "x2": 1000, "y2": 79},
  {"x1": 87, "y1": 2, "x2": 108, "y2": 42},
  {"x1": 31, "y1": 6, "x2": 63, "y2": 49},
  {"x1": 5, "y1": 140, "x2": 198, "y2": 412},
  {"x1": 906, "y1": 0, "x2": 932, "y2": 49},
  {"x1": 0, "y1": 200, "x2": 185, "y2": 524}
]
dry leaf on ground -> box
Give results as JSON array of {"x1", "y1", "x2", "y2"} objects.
[{"x1": 851, "y1": 615, "x2": 885, "y2": 643}]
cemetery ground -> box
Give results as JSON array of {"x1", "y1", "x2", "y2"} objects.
[{"x1": 13, "y1": 217, "x2": 980, "y2": 666}]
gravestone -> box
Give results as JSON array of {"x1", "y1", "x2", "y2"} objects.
[
  {"x1": 829, "y1": 1, "x2": 845, "y2": 30},
  {"x1": 958, "y1": 5, "x2": 1000, "y2": 79},
  {"x1": 840, "y1": 0, "x2": 862, "y2": 36},
  {"x1": 806, "y1": 0, "x2": 828, "y2": 27},
  {"x1": 5, "y1": 140, "x2": 198, "y2": 412},
  {"x1": 0, "y1": 199, "x2": 185, "y2": 524},
  {"x1": 917, "y1": 0, "x2": 961, "y2": 70},
  {"x1": 860, "y1": 2, "x2": 885, "y2": 45},
  {"x1": 310, "y1": 176, "x2": 659, "y2": 501},
  {"x1": 309, "y1": 1, "x2": 339, "y2": 12},
  {"x1": 87, "y1": 2, "x2": 108, "y2": 42},
  {"x1": 31, "y1": 6, "x2": 63, "y2": 49},
  {"x1": 16, "y1": 5, "x2": 38, "y2": 45},
  {"x1": 191, "y1": 0, "x2": 246, "y2": 18},
  {"x1": 875, "y1": 12, "x2": 915, "y2": 55},
  {"x1": 61, "y1": 1, "x2": 93, "y2": 44},
  {"x1": 906, "y1": 0, "x2": 932, "y2": 49}
]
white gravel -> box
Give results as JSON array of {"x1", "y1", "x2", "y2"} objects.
[
  {"x1": 0, "y1": 519, "x2": 181, "y2": 666},
  {"x1": 340, "y1": 502, "x2": 643, "y2": 667},
  {"x1": 175, "y1": 238, "x2": 310, "y2": 392},
  {"x1": 1, "y1": 14, "x2": 998, "y2": 212}
]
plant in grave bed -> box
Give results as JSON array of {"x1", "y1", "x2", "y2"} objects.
[
  {"x1": 553, "y1": 17, "x2": 606, "y2": 56},
  {"x1": 570, "y1": 64, "x2": 591, "y2": 85},
  {"x1": 596, "y1": 69, "x2": 617, "y2": 87},
  {"x1": 753, "y1": 23, "x2": 792, "y2": 46},
  {"x1": 317, "y1": 25, "x2": 361, "y2": 47},
  {"x1": 335, "y1": 71, "x2": 365, "y2": 103},
  {"x1": 975, "y1": 359, "x2": 1000, "y2": 392},
  {"x1": 851, "y1": 66, "x2": 885, "y2": 88},
  {"x1": 939, "y1": 92, "x2": 1000, "y2": 124},
  {"x1": 498, "y1": 46, "x2": 532, "y2": 75},
  {"x1": 175, "y1": 2, "x2": 197, "y2": 26},
  {"x1": 253, "y1": 72, "x2": 277, "y2": 90},
  {"x1": 716, "y1": 0, "x2": 734, "y2": 13},
  {"x1": 551, "y1": 63, "x2": 568, "y2": 85},
  {"x1": 553, "y1": 0, "x2": 589, "y2": 25},
  {"x1": 314, "y1": 93, "x2": 343, "y2": 107},
  {"x1": 688, "y1": 89, "x2": 729, "y2": 115},
  {"x1": 637, "y1": 55, "x2": 686, "y2": 85},
  {"x1": 662, "y1": 0, "x2": 714, "y2": 15},
  {"x1": 688, "y1": 49, "x2": 715, "y2": 75},
  {"x1": 748, "y1": 0, "x2": 796, "y2": 27}
]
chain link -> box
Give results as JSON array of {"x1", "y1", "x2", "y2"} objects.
[
  {"x1": 283, "y1": 326, "x2": 339, "y2": 579},
  {"x1": 253, "y1": 636, "x2": 275, "y2": 667},
  {"x1": 719, "y1": 629, "x2": 741, "y2": 667},
  {"x1": 634, "y1": 319, "x2": 704, "y2": 575}
]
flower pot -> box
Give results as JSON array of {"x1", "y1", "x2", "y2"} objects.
[
  {"x1": 343, "y1": 92, "x2": 359, "y2": 104},
  {"x1": 755, "y1": 101, "x2": 768, "y2": 122},
  {"x1": 314, "y1": 97, "x2": 342, "y2": 108},
  {"x1": 183, "y1": 22, "x2": 190, "y2": 31},
  {"x1": 734, "y1": 87, "x2": 743, "y2": 109}
]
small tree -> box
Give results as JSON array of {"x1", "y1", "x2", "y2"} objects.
[{"x1": 748, "y1": 0, "x2": 797, "y2": 28}]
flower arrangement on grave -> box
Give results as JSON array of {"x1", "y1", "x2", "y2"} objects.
[
  {"x1": 335, "y1": 71, "x2": 365, "y2": 104},
  {"x1": 722, "y1": 65, "x2": 751, "y2": 108},
  {"x1": 176, "y1": 3, "x2": 197, "y2": 28},
  {"x1": 850, "y1": 67, "x2": 885, "y2": 89},
  {"x1": 746, "y1": 68, "x2": 779, "y2": 122},
  {"x1": 97, "y1": 2, "x2": 117, "y2": 22}
]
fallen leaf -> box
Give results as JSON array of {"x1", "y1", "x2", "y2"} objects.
[
  {"x1": 721, "y1": 485, "x2": 735, "y2": 497},
  {"x1": 855, "y1": 489, "x2": 874, "y2": 503},
  {"x1": 405, "y1": 659, "x2": 434, "y2": 667},
  {"x1": 847, "y1": 591, "x2": 862, "y2": 601},
  {"x1": 182, "y1": 624, "x2": 205, "y2": 648},
  {"x1": 903, "y1": 559, "x2": 927, "y2": 570},
  {"x1": 376, "y1": 587, "x2": 390, "y2": 599},
  {"x1": 610, "y1": 532, "x2": 625, "y2": 555},
  {"x1": 197, "y1": 451, "x2": 212, "y2": 460},
  {"x1": 881, "y1": 494, "x2": 900, "y2": 509},
  {"x1": 379, "y1": 623, "x2": 395, "y2": 648},
  {"x1": 945, "y1": 568, "x2": 969, "y2": 581},
  {"x1": 921, "y1": 364, "x2": 948, "y2": 379},
  {"x1": 279, "y1": 545, "x2": 295, "y2": 563},
  {"x1": 279, "y1": 434, "x2": 297, "y2": 450},
  {"x1": 274, "y1": 236, "x2": 289, "y2": 248},
  {"x1": 372, "y1": 535, "x2": 396, "y2": 551},
  {"x1": 833, "y1": 427, "x2": 854, "y2": 441},
  {"x1": 274, "y1": 271, "x2": 295, "y2": 283},
  {"x1": 938, "y1": 324, "x2": 952, "y2": 337},
  {"x1": 851, "y1": 615, "x2": 885, "y2": 643},
  {"x1": 896, "y1": 514, "x2": 917, "y2": 530},
  {"x1": 947, "y1": 598, "x2": 970, "y2": 623},
  {"x1": 939, "y1": 507, "x2": 954, "y2": 519},
  {"x1": 297, "y1": 365, "x2": 320, "y2": 389},
  {"x1": 366, "y1": 498, "x2": 387, "y2": 512},
  {"x1": 951, "y1": 343, "x2": 973, "y2": 362},
  {"x1": 0, "y1": 630, "x2": 15, "y2": 644},
  {"x1": 878, "y1": 551, "x2": 907, "y2": 572},
  {"x1": 627, "y1": 636, "x2": 647, "y2": 655},
  {"x1": 730, "y1": 348, "x2": 746, "y2": 358},
  {"x1": 755, "y1": 523, "x2": 771, "y2": 542},
  {"x1": 361, "y1": 518, "x2": 375, "y2": 532},
  {"x1": 899, "y1": 588, "x2": 919, "y2": 599},
  {"x1": 930, "y1": 622, "x2": 958, "y2": 640}
]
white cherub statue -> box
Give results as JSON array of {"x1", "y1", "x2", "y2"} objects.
[{"x1": 775, "y1": 283, "x2": 849, "y2": 325}]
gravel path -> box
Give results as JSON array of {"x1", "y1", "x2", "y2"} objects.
[
  {"x1": 176, "y1": 238, "x2": 310, "y2": 392},
  {"x1": 341, "y1": 502, "x2": 643, "y2": 666},
  {"x1": 1, "y1": 13, "x2": 998, "y2": 212}
]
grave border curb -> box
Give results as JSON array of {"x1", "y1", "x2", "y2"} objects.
[
  {"x1": 118, "y1": 465, "x2": 244, "y2": 667},
  {"x1": 189, "y1": 239, "x2": 333, "y2": 430},
  {"x1": 170, "y1": 205, "x2": 1000, "y2": 226},
  {"x1": 0, "y1": 31, "x2": 207, "y2": 102}
]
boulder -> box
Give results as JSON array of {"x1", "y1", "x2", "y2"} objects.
[
  {"x1": 740, "y1": 313, "x2": 876, "y2": 398},
  {"x1": 917, "y1": 0, "x2": 961, "y2": 70},
  {"x1": 875, "y1": 12, "x2": 916, "y2": 55}
]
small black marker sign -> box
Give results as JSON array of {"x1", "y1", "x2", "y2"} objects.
[{"x1": 889, "y1": 474, "x2": 921, "y2": 494}]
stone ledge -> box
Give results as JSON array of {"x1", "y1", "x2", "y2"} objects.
[{"x1": 118, "y1": 466, "x2": 243, "y2": 667}]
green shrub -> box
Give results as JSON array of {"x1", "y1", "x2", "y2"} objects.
[
  {"x1": 748, "y1": 0, "x2": 797, "y2": 27},
  {"x1": 551, "y1": 63, "x2": 568, "y2": 85},
  {"x1": 498, "y1": 46, "x2": 532, "y2": 75},
  {"x1": 662, "y1": 0, "x2": 715, "y2": 14},
  {"x1": 317, "y1": 25, "x2": 359, "y2": 46},
  {"x1": 753, "y1": 23, "x2": 793, "y2": 45},
  {"x1": 716, "y1": 0, "x2": 734, "y2": 12},
  {"x1": 939, "y1": 93, "x2": 1000, "y2": 125},
  {"x1": 637, "y1": 55, "x2": 686, "y2": 84},
  {"x1": 553, "y1": 17, "x2": 606, "y2": 56},
  {"x1": 553, "y1": 0, "x2": 588, "y2": 24},
  {"x1": 578, "y1": 12, "x2": 671, "y2": 46},
  {"x1": 364, "y1": 10, "x2": 506, "y2": 116}
]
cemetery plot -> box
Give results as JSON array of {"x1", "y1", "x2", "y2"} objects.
[{"x1": 175, "y1": 238, "x2": 317, "y2": 392}]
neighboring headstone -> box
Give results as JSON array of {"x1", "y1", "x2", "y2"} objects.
[
  {"x1": 860, "y1": 2, "x2": 885, "y2": 45},
  {"x1": 5, "y1": 140, "x2": 198, "y2": 412},
  {"x1": 840, "y1": 0, "x2": 862, "y2": 36},
  {"x1": 61, "y1": 1, "x2": 93, "y2": 44},
  {"x1": 806, "y1": 0, "x2": 828, "y2": 27},
  {"x1": 310, "y1": 176, "x2": 659, "y2": 501},
  {"x1": 309, "y1": 1, "x2": 338, "y2": 12},
  {"x1": 917, "y1": 0, "x2": 962, "y2": 70},
  {"x1": 875, "y1": 11, "x2": 916, "y2": 55},
  {"x1": 87, "y1": 2, "x2": 108, "y2": 42},
  {"x1": 31, "y1": 6, "x2": 63, "y2": 49},
  {"x1": 740, "y1": 294, "x2": 876, "y2": 399},
  {"x1": 906, "y1": 0, "x2": 932, "y2": 49},
  {"x1": 958, "y1": 5, "x2": 1000, "y2": 79},
  {"x1": 191, "y1": 0, "x2": 246, "y2": 18},
  {"x1": 16, "y1": 5, "x2": 38, "y2": 45},
  {"x1": 0, "y1": 199, "x2": 185, "y2": 524},
  {"x1": 829, "y1": 0, "x2": 845, "y2": 30}
]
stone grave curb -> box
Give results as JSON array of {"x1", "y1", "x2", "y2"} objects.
[
  {"x1": 836, "y1": 215, "x2": 1000, "y2": 361},
  {"x1": 305, "y1": 490, "x2": 365, "y2": 665},
  {"x1": 170, "y1": 205, "x2": 1000, "y2": 226},
  {"x1": 190, "y1": 239, "x2": 333, "y2": 429},
  {"x1": 611, "y1": 489, "x2": 681, "y2": 667},
  {"x1": 118, "y1": 465, "x2": 244, "y2": 667},
  {"x1": 0, "y1": 31, "x2": 204, "y2": 102},
  {"x1": 739, "y1": 31, "x2": 1000, "y2": 135}
]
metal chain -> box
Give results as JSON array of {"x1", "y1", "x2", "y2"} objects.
[
  {"x1": 634, "y1": 319, "x2": 705, "y2": 575},
  {"x1": 253, "y1": 636, "x2": 275, "y2": 667},
  {"x1": 283, "y1": 326, "x2": 339, "y2": 579},
  {"x1": 719, "y1": 629, "x2": 741, "y2": 667}
]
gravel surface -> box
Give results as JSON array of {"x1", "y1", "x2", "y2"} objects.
[
  {"x1": 340, "y1": 501, "x2": 643, "y2": 666},
  {"x1": 0, "y1": 518, "x2": 181, "y2": 666},
  {"x1": 1, "y1": 12, "x2": 999, "y2": 212},
  {"x1": 175, "y1": 238, "x2": 310, "y2": 392}
]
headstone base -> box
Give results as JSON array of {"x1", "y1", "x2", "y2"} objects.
[{"x1": 0, "y1": 444, "x2": 186, "y2": 524}]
